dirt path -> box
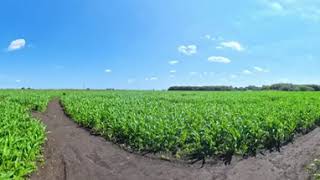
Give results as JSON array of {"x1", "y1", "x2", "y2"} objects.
[{"x1": 30, "y1": 99, "x2": 320, "y2": 180}]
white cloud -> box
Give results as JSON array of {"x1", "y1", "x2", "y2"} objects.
[
  {"x1": 261, "y1": 0, "x2": 320, "y2": 22},
  {"x1": 150, "y1": 77, "x2": 158, "y2": 81},
  {"x1": 204, "y1": 34, "x2": 211, "y2": 40},
  {"x1": 243, "y1": 70, "x2": 253, "y2": 75},
  {"x1": 178, "y1": 45, "x2": 197, "y2": 56},
  {"x1": 8, "y1": 39, "x2": 26, "y2": 51},
  {"x1": 170, "y1": 70, "x2": 176, "y2": 73},
  {"x1": 202, "y1": 34, "x2": 217, "y2": 40},
  {"x1": 254, "y1": 66, "x2": 264, "y2": 72},
  {"x1": 220, "y1": 41, "x2": 245, "y2": 51},
  {"x1": 105, "y1": 69, "x2": 112, "y2": 73},
  {"x1": 254, "y1": 66, "x2": 270, "y2": 72},
  {"x1": 15, "y1": 80, "x2": 21, "y2": 83},
  {"x1": 208, "y1": 56, "x2": 231, "y2": 64},
  {"x1": 145, "y1": 77, "x2": 158, "y2": 81},
  {"x1": 169, "y1": 60, "x2": 179, "y2": 65},
  {"x1": 269, "y1": 1, "x2": 284, "y2": 11}
]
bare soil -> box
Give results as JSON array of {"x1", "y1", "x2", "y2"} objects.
[{"x1": 30, "y1": 99, "x2": 320, "y2": 180}]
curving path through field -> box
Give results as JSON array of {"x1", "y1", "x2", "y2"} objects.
[{"x1": 30, "y1": 99, "x2": 320, "y2": 180}]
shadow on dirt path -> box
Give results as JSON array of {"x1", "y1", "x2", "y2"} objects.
[{"x1": 30, "y1": 99, "x2": 320, "y2": 180}]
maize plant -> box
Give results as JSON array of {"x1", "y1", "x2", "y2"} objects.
[{"x1": 60, "y1": 91, "x2": 320, "y2": 162}]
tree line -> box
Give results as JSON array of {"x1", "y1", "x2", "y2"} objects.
[{"x1": 168, "y1": 83, "x2": 320, "y2": 91}]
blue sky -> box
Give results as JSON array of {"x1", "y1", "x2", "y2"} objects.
[{"x1": 0, "y1": 0, "x2": 319, "y2": 89}]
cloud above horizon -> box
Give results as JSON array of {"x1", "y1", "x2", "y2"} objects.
[
  {"x1": 220, "y1": 41, "x2": 245, "y2": 51},
  {"x1": 260, "y1": 0, "x2": 320, "y2": 22},
  {"x1": 208, "y1": 56, "x2": 231, "y2": 64},
  {"x1": 169, "y1": 60, "x2": 179, "y2": 65},
  {"x1": 178, "y1": 45, "x2": 197, "y2": 56},
  {"x1": 243, "y1": 69, "x2": 253, "y2": 75},
  {"x1": 145, "y1": 76, "x2": 158, "y2": 81},
  {"x1": 8, "y1": 39, "x2": 26, "y2": 51},
  {"x1": 105, "y1": 69, "x2": 112, "y2": 73},
  {"x1": 254, "y1": 66, "x2": 270, "y2": 73}
]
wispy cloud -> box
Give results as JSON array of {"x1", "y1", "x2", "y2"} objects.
[
  {"x1": 170, "y1": 70, "x2": 176, "y2": 73},
  {"x1": 8, "y1": 39, "x2": 26, "y2": 51},
  {"x1": 105, "y1": 69, "x2": 112, "y2": 73},
  {"x1": 208, "y1": 56, "x2": 231, "y2": 64},
  {"x1": 260, "y1": 0, "x2": 320, "y2": 22},
  {"x1": 178, "y1": 45, "x2": 197, "y2": 56},
  {"x1": 268, "y1": 1, "x2": 284, "y2": 11},
  {"x1": 168, "y1": 60, "x2": 179, "y2": 65},
  {"x1": 254, "y1": 66, "x2": 270, "y2": 72},
  {"x1": 220, "y1": 41, "x2": 245, "y2": 51},
  {"x1": 204, "y1": 34, "x2": 212, "y2": 40},
  {"x1": 203, "y1": 34, "x2": 216, "y2": 40},
  {"x1": 150, "y1": 77, "x2": 158, "y2": 81},
  {"x1": 202, "y1": 34, "x2": 224, "y2": 41},
  {"x1": 243, "y1": 70, "x2": 253, "y2": 75},
  {"x1": 145, "y1": 76, "x2": 158, "y2": 81}
]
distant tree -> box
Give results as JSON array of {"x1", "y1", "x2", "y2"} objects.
[
  {"x1": 261, "y1": 85, "x2": 270, "y2": 90},
  {"x1": 297, "y1": 85, "x2": 315, "y2": 91},
  {"x1": 246, "y1": 85, "x2": 260, "y2": 91},
  {"x1": 168, "y1": 83, "x2": 320, "y2": 92},
  {"x1": 269, "y1": 83, "x2": 295, "y2": 91},
  {"x1": 168, "y1": 86, "x2": 234, "y2": 91},
  {"x1": 305, "y1": 84, "x2": 320, "y2": 91}
]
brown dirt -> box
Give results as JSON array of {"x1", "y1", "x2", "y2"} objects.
[{"x1": 30, "y1": 99, "x2": 320, "y2": 180}]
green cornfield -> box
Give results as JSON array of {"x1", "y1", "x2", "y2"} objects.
[
  {"x1": 1, "y1": 90, "x2": 320, "y2": 178},
  {"x1": 0, "y1": 90, "x2": 54, "y2": 179},
  {"x1": 61, "y1": 91, "x2": 320, "y2": 160}
]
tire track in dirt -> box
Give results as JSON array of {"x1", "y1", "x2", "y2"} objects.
[{"x1": 30, "y1": 99, "x2": 320, "y2": 180}]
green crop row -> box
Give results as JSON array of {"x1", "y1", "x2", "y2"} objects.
[
  {"x1": 61, "y1": 91, "x2": 320, "y2": 161},
  {"x1": 0, "y1": 90, "x2": 56, "y2": 179}
]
